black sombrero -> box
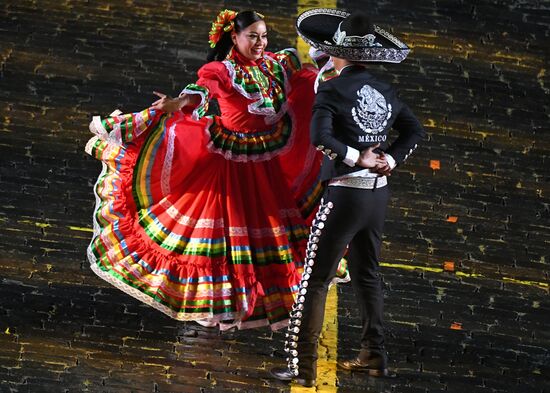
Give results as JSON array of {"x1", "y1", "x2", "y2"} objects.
[{"x1": 296, "y1": 8, "x2": 409, "y2": 63}]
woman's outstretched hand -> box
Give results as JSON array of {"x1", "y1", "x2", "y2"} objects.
[{"x1": 151, "y1": 91, "x2": 186, "y2": 113}]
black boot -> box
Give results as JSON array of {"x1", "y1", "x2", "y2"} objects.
[
  {"x1": 271, "y1": 341, "x2": 317, "y2": 387},
  {"x1": 338, "y1": 349, "x2": 396, "y2": 377},
  {"x1": 270, "y1": 367, "x2": 316, "y2": 387}
]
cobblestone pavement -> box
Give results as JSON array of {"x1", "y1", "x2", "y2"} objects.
[{"x1": 1, "y1": 0, "x2": 549, "y2": 392}]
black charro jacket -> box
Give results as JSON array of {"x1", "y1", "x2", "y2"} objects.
[{"x1": 310, "y1": 65, "x2": 425, "y2": 182}]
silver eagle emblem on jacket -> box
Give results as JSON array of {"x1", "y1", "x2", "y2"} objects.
[{"x1": 351, "y1": 84, "x2": 392, "y2": 135}]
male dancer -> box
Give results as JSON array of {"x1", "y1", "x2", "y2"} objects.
[{"x1": 271, "y1": 9, "x2": 425, "y2": 387}]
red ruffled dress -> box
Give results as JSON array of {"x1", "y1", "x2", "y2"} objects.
[{"x1": 85, "y1": 48, "x2": 323, "y2": 330}]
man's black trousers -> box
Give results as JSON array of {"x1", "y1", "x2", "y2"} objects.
[{"x1": 295, "y1": 184, "x2": 389, "y2": 379}]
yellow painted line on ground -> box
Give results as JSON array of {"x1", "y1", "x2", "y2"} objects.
[
  {"x1": 381, "y1": 262, "x2": 546, "y2": 290},
  {"x1": 455, "y1": 271, "x2": 483, "y2": 278},
  {"x1": 68, "y1": 226, "x2": 94, "y2": 233},
  {"x1": 18, "y1": 219, "x2": 51, "y2": 228},
  {"x1": 381, "y1": 262, "x2": 443, "y2": 273},
  {"x1": 16, "y1": 220, "x2": 94, "y2": 234},
  {"x1": 292, "y1": 1, "x2": 338, "y2": 391},
  {"x1": 316, "y1": 285, "x2": 338, "y2": 392},
  {"x1": 503, "y1": 277, "x2": 548, "y2": 290},
  {"x1": 291, "y1": 285, "x2": 338, "y2": 393},
  {"x1": 391, "y1": 320, "x2": 419, "y2": 328}
]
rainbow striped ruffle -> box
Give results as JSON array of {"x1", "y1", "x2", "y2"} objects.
[{"x1": 85, "y1": 108, "x2": 318, "y2": 330}]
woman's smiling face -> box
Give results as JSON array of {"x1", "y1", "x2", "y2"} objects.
[{"x1": 232, "y1": 20, "x2": 268, "y2": 61}]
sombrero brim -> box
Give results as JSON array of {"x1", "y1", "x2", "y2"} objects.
[{"x1": 296, "y1": 8, "x2": 410, "y2": 63}]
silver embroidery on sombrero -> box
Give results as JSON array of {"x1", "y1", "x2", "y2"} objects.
[
  {"x1": 283, "y1": 199, "x2": 334, "y2": 376},
  {"x1": 332, "y1": 21, "x2": 382, "y2": 48},
  {"x1": 296, "y1": 9, "x2": 410, "y2": 63}
]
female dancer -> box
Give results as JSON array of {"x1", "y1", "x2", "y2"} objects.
[{"x1": 85, "y1": 10, "x2": 326, "y2": 330}]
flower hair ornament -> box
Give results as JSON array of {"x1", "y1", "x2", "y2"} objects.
[{"x1": 208, "y1": 9, "x2": 238, "y2": 48}]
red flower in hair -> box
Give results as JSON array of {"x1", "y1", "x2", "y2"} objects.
[{"x1": 209, "y1": 9, "x2": 238, "y2": 48}]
